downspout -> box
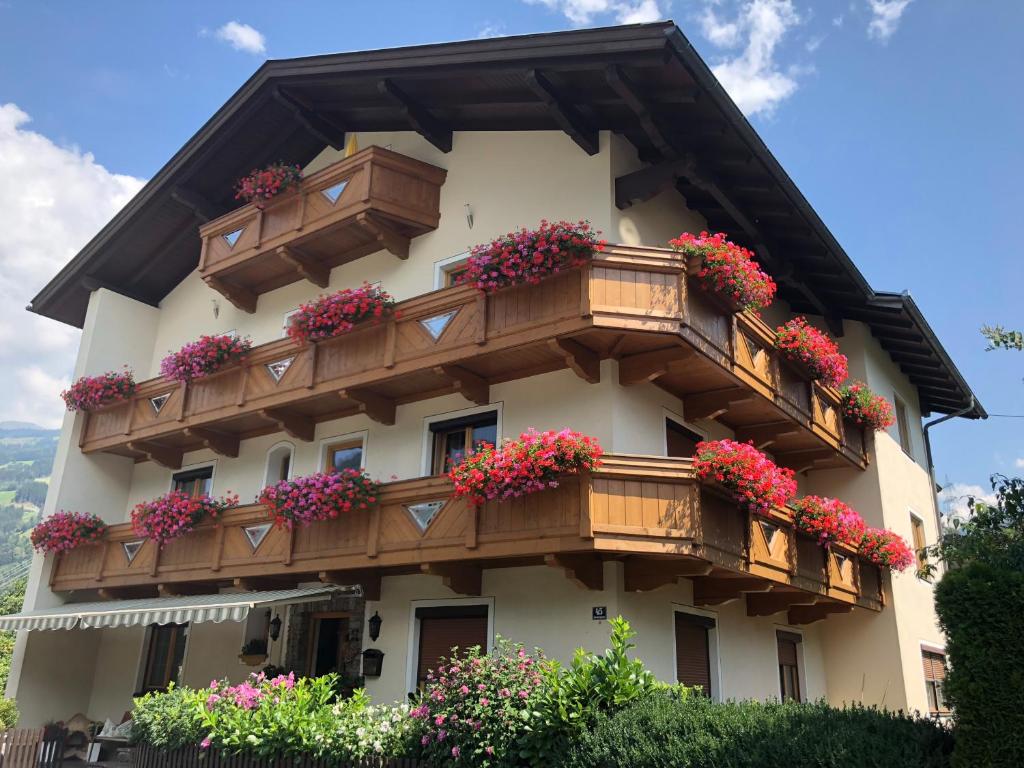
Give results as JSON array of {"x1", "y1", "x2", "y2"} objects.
[{"x1": 923, "y1": 396, "x2": 978, "y2": 533}]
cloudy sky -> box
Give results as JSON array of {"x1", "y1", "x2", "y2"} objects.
[{"x1": 0, "y1": 0, "x2": 1020, "y2": 512}]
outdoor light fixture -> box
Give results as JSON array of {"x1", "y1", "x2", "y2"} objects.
[
  {"x1": 464, "y1": 203, "x2": 474, "y2": 229},
  {"x1": 269, "y1": 615, "x2": 282, "y2": 642},
  {"x1": 361, "y1": 648, "x2": 385, "y2": 677},
  {"x1": 368, "y1": 611, "x2": 382, "y2": 641}
]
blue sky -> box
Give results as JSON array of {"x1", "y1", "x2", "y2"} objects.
[{"x1": 0, "y1": 1, "x2": 1020, "y2": 509}]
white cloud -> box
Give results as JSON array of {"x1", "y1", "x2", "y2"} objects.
[
  {"x1": 832, "y1": 14, "x2": 844, "y2": 27},
  {"x1": 866, "y1": 0, "x2": 912, "y2": 42},
  {"x1": 477, "y1": 22, "x2": 507, "y2": 39},
  {"x1": 0, "y1": 104, "x2": 145, "y2": 428},
  {"x1": 1015, "y1": 458, "x2": 1024, "y2": 469},
  {"x1": 525, "y1": 0, "x2": 664, "y2": 26},
  {"x1": 938, "y1": 482, "x2": 997, "y2": 525},
  {"x1": 213, "y1": 21, "x2": 266, "y2": 54}
]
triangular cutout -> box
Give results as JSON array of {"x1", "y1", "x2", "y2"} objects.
[
  {"x1": 419, "y1": 311, "x2": 457, "y2": 342},
  {"x1": 405, "y1": 501, "x2": 445, "y2": 532},
  {"x1": 743, "y1": 334, "x2": 763, "y2": 366},
  {"x1": 223, "y1": 228, "x2": 244, "y2": 248},
  {"x1": 265, "y1": 358, "x2": 294, "y2": 383},
  {"x1": 834, "y1": 552, "x2": 849, "y2": 572},
  {"x1": 150, "y1": 393, "x2": 171, "y2": 414},
  {"x1": 321, "y1": 180, "x2": 349, "y2": 204},
  {"x1": 759, "y1": 520, "x2": 780, "y2": 547},
  {"x1": 243, "y1": 523, "x2": 273, "y2": 552},
  {"x1": 123, "y1": 540, "x2": 143, "y2": 564}
]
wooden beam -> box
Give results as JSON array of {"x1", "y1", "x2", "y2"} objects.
[
  {"x1": 524, "y1": 69, "x2": 599, "y2": 155},
  {"x1": 378, "y1": 79, "x2": 452, "y2": 152},
  {"x1": 624, "y1": 558, "x2": 712, "y2": 592},
  {"x1": 605, "y1": 65, "x2": 675, "y2": 159},
  {"x1": 319, "y1": 570, "x2": 381, "y2": 601},
  {"x1": 341, "y1": 389, "x2": 396, "y2": 425},
  {"x1": 170, "y1": 186, "x2": 221, "y2": 224},
  {"x1": 548, "y1": 338, "x2": 600, "y2": 383},
  {"x1": 277, "y1": 246, "x2": 329, "y2": 288},
  {"x1": 157, "y1": 582, "x2": 215, "y2": 597},
  {"x1": 355, "y1": 212, "x2": 410, "y2": 259},
  {"x1": 421, "y1": 563, "x2": 482, "y2": 596},
  {"x1": 184, "y1": 427, "x2": 240, "y2": 458},
  {"x1": 774, "y1": 449, "x2": 836, "y2": 474},
  {"x1": 734, "y1": 423, "x2": 801, "y2": 451},
  {"x1": 272, "y1": 86, "x2": 347, "y2": 150},
  {"x1": 127, "y1": 441, "x2": 183, "y2": 469},
  {"x1": 683, "y1": 388, "x2": 755, "y2": 421},
  {"x1": 746, "y1": 591, "x2": 819, "y2": 617},
  {"x1": 787, "y1": 602, "x2": 853, "y2": 625},
  {"x1": 205, "y1": 276, "x2": 258, "y2": 313},
  {"x1": 693, "y1": 577, "x2": 771, "y2": 606},
  {"x1": 618, "y1": 346, "x2": 695, "y2": 386},
  {"x1": 545, "y1": 554, "x2": 603, "y2": 591},
  {"x1": 435, "y1": 365, "x2": 489, "y2": 406},
  {"x1": 260, "y1": 408, "x2": 315, "y2": 442},
  {"x1": 615, "y1": 156, "x2": 695, "y2": 209}
]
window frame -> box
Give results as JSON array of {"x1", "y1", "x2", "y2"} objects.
[
  {"x1": 263, "y1": 441, "x2": 295, "y2": 486},
  {"x1": 421, "y1": 403, "x2": 502, "y2": 476},
  {"x1": 894, "y1": 394, "x2": 913, "y2": 456},
  {"x1": 910, "y1": 511, "x2": 928, "y2": 573},
  {"x1": 775, "y1": 628, "x2": 806, "y2": 703},
  {"x1": 406, "y1": 597, "x2": 494, "y2": 695},
  {"x1": 168, "y1": 461, "x2": 216, "y2": 497},
  {"x1": 320, "y1": 430, "x2": 368, "y2": 474},
  {"x1": 433, "y1": 252, "x2": 471, "y2": 290},
  {"x1": 671, "y1": 604, "x2": 721, "y2": 701},
  {"x1": 281, "y1": 308, "x2": 301, "y2": 338},
  {"x1": 663, "y1": 408, "x2": 708, "y2": 458},
  {"x1": 137, "y1": 623, "x2": 189, "y2": 694}
]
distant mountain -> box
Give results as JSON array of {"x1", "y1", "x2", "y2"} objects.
[{"x1": 0, "y1": 422, "x2": 59, "y2": 437}]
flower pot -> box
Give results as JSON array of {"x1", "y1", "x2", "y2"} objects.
[{"x1": 238, "y1": 653, "x2": 268, "y2": 667}]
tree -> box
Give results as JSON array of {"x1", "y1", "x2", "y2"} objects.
[{"x1": 981, "y1": 325, "x2": 1024, "y2": 351}]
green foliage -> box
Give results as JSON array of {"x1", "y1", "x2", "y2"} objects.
[
  {"x1": 932, "y1": 475, "x2": 1024, "y2": 572},
  {"x1": 0, "y1": 697, "x2": 19, "y2": 730},
  {"x1": 560, "y1": 691, "x2": 954, "y2": 768},
  {"x1": 130, "y1": 684, "x2": 206, "y2": 749},
  {"x1": 0, "y1": 578, "x2": 26, "y2": 693},
  {"x1": 330, "y1": 692, "x2": 423, "y2": 762},
  {"x1": 981, "y1": 324, "x2": 1024, "y2": 351}
]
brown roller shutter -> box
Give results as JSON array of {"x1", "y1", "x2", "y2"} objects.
[
  {"x1": 675, "y1": 612, "x2": 714, "y2": 694},
  {"x1": 416, "y1": 614, "x2": 488, "y2": 685}
]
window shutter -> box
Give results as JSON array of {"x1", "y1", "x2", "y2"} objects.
[
  {"x1": 675, "y1": 612, "x2": 713, "y2": 694},
  {"x1": 417, "y1": 615, "x2": 488, "y2": 684},
  {"x1": 777, "y1": 636, "x2": 799, "y2": 666},
  {"x1": 922, "y1": 650, "x2": 946, "y2": 682}
]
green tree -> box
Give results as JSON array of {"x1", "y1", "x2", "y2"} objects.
[
  {"x1": 981, "y1": 325, "x2": 1024, "y2": 351},
  {"x1": 0, "y1": 577, "x2": 26, "y2": 693}
]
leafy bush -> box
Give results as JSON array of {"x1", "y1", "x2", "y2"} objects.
[
  {"x1": 560, "y1": 691, "x2": 954, "y2": 768},
  {"x1": 331, "y1": 692, "x2": 423, "y2": 762},
  {"x1": 0, "y1": 697, "x2": 18, "y2": 730},
  {"x1": 131, "y1": 684, "x2": 205, "y2": 749}
]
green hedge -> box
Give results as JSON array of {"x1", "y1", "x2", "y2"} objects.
[
  {"x1": 935, "y1": 561, "x2": 1024, "y2": 768},
  {"x1": 559, "y1": 692, "x2": 953, "y2": 768}
]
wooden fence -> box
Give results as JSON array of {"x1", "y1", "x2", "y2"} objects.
[
  {"x1": 0, "y1": 728, "x2": 65, "y2": 768},
  {"x1": 136, "y1": 744, "x2": 421, "y2": 768}
]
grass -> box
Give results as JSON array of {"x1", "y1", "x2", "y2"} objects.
[{"x1": 0, "y1": 492, "x2": 14, "y2": 506}]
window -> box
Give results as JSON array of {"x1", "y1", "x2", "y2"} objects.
[
  {"x1": 674, "y1": 611, "x2": 716, "y2": 697},
  {"x1": 777, "y1": 631, "x2": 802, "y2": 702},
  {"x1": 171, "y1": 466, "x2": 213, "y2": 497},
  {"x1": 922, "y1": 649, "x2": 949, "y2": 716},
  {"x1": 430, "y1": 411, "x2": 498, "y2": 475},
  {"x1": 666, "y1": 418, "x2": 704, "y2": 459},
  {"x1": 282, "y1": 309, "x2": 300, "y2": 338},
  {"x1": 434, "y1": 253, "x2": 470, "y2": 290},
  {"x1": 324, "y1": 438, "x2": 364, "y2": 473},
  {"x1": 910, "y1": 513, "x2": 928, "y2": 571},
  {"x1": 414, "y1": 605, "x2": 489, "y2": 688},
  {"x1": 894, "y1": 395, "x2": 913, "y2": 456},
  {"x1": 140, "y1": 623, "x2": 187, "y2": 693},
  {"x1": 265, "y1": 443, "x2": 294, "y2": 485},
  {"x1": 307, "y1": 612, "x2": 351, "y2": 677}
]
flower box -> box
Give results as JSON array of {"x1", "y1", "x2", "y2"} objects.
[
  {"x1": 160, "y1": 334, "x2": 252, "y2": 383},
  {"x1": 839, "y1": 381, "x2": 895, "y2": 431},
  {"x1": 693, "y1": 439, "x2": 797, "y2": 516},
  {"x1": 774, "y1": 317, "x2": 849, "y2": 389},
  {"x1": 234, "y1": 163, "x2": 302, "y2": 208},
  {"x1": 131, "y1": 490, "x2": 239, "y2": 546},
  {"x1": 259, "y1": 468, "x2": 379, "y2": 529},
  {"x1": 61, "y1": 370, "x2": 135, "y2": 412},
  {"x1": 792, "y1": 495, "x2": 866, "y2": 548},
  {"x1": 286, "y1": 283, "x2": 397, "y2": 345},
  {"x1": 31, "y1": 511, "x2": 107, "y2": 554},
  {"x1": 672, "y1": 231, "x2": 776, "y2": 313},
  {"x1": 238, "y1": 654, "x2": 268, "y2": 667},
  {"x1": 860, "y1": 527, "x2": 914, "y2": 571}
]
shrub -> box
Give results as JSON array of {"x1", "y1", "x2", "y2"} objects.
[
  {"x1": 131, "y1": 490, "x2": 239, "y2": 546},
  {"x1": 791, "y1": 496, "x2": 866, "y2": 548},
  {"x1": 839, "y1": 381, "x2": 895, "y2": 431},
  {"x1": 331, "y1": 693, "x2": 422, "y2": 762},
  {"x1": 61, "y1": 369, "x2": 135, "y2": 412},
  {"x1": 669, "y1": 230, "x2": 776, "y2": 312},
  {"x1": 693, "y1": 439, "x2": 797, "y2": 516},
  {"x1": 258, "y1": 468, "x2": 379, "y2": 529},
  {"x1": 131, "y1": 684, "x2": 206, "y2": 749},
  {"x1": 160, "y1": 334, "x2": 252, "y2": 383},
  {"x1": 235, "y1": 163, "x2": 302, "y2": 207},
  {"x1": 30, "y1": 511, "x2": 107, "y2": 554},
  {"x1": 0, "y1": 698, "x2": 18, "y2": 730},
  {"x1": 286, "y1": 283, "x2": 397, "y2": 345},
  {"x1": 860, "y1": 527, "x2": 914, "y2": 571},
  {"x1": 774, "y1": 316, "x2": 849, "y2": 388}
]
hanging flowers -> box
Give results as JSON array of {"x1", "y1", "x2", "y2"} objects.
[
  {"x1": 792, "y1": 496, "x2": 867, "y2": 548},
  {"x1": 159, "y1": 334, "x2": 252, "y2": 383},
  {"x1": 860, "y1": 527, "x2": 915, "y2": 571},
  {"x1": 669, "y1": 231, "x2": 776, "y2": 313},
  {"x1": 30, "y1": 511, "x2": 107, "y2": 554},
  {"x1": 693, "y1": 439, "x2": 797, "y2": 516},
  {"x1": 258, "y1": 468, "x2": 379, "y2": 530},
  {"x1": 774, "y1": 316, "x2": 849, "y2": 388},
  {"x1": 131, "y1": 490, "x2": 239, "y2": 546},
  {"x1": 60, "y1": 369, "x2": 135, "y2": 412},
  {"x1": 449, "y1": 428, "x2": 603, "y2": 507},
  {"x1": 839, "y1": 381, "x2": 895, "y2": 431},
  {"x1": 457, "y1": 220, "x2": 605, "y2": 293},
  {"x1": 234, "y1": 163, "x2": 303, "y2": 208},
  {"x1": 285, "y1": 283, "x2": 397, "y2": 345}
]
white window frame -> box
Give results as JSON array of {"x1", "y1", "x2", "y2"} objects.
[
  {"x1": 918, "y1": 641, "x2": 949, "y2": 719},
  {"x1": 281, "y1": 309, "x2": 301, "y2": 338},
  {"x1": 433, "y1": 251, "x2": 471, "y2": 290},
  {"x1": 893, "y1": 392, "x2": 914, "y2": 458},
  {"x1": 405, "y1": 597, "x2": 495, "y2": 696},
  {"x1": 263, "y1": 441, "x2": 296, "y2": 486},
  {"x1": 662, "y1": 408, "x2": 708, "y2": 457},
  {"x1": 167, "y1": 460, "x2": 217, "y2": 494},
  {"x1": 909, "y1": 509, "x2": 928, "y2": 579},
  {"x1": 670, "y1": 603, "x2": 722, "y2": 701},
  {"x1": 319, "y1": 430, "x2": 369, "y2": 474},
  {"x1": 774, "y1": 624, "x2": 807, "y2": 703},
  {"x1": 421, "y1": 402, "x2": 503, "y2": 476}
]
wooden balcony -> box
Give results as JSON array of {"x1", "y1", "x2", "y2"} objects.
[
  {"x1": 198, "y1": 147, "x2": 447, "y2": 311},
  {"x1": 79, "y1": 245, "x2": 866, "y2": 471},
  {"x1": 50, "y1": 456, "x2": 882, "y2": 624}
]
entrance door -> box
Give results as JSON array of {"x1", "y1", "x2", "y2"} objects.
[
  {"x1": 308, "y1": 613, "x2": 350, "y2": 677},
  {"x1": 666, "y1": 418, "x2": 703, "y2": 458}
]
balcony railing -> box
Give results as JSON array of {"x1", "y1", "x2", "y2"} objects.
[
  {"x1": 78, "y1": 245, "x2": 866, "y2": 470},
  {"x1": 50, "y1": 455, "x2": 882, "y2": 624},
  {"x1": 198, "y1": 147, "x2": 447, "y2": 311}
]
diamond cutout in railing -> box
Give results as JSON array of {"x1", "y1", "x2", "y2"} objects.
[
  {"x1": 123, "y1": 540, "x2": 143, "y2": 565},
  {"x1": 265, "y1": 357, "x2": 294, "y2": 383},
  {"x1": 405, "y1": 501, "x2": 445, "y2": 532},
  {"x1": 759, "y1": 521, "x2": 780, "y2": 547},
  {"x1": 150, "y1": 393, "x2": 171, "y2": 414},
  {"x1": 223, "y1": 228, "x2": 244, "y2": 248},
  {"x1": 243, "y1": 523, "x2": 273, "y2": 552},
  {"x1": 321, "y1": 180, "x2": 349, "y2": 204},
  {"x1": 419, "y1": 311, "x2": 457, "y2": 342}
]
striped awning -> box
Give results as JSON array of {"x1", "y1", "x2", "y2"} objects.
[{"x1": 0, "y1": 586, "x2": 347, "y2": 631}]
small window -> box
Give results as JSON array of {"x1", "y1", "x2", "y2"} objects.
[
  {"x1": 910, "y1": 513, "x2": 928, "y2": 571},
  {"x1": 265, "y1": 443, "x2": 294, "y2": 485},
  {"x1": 415, "y1": 605, "x2": 489, "y2": 688},
  {"x1": 282, "y1": 309, "x2": 301, "y2": 338},
  {"x1": 140, "y1": 623, "x2": 187, "y2": 693},
  {"x1": 666, "y1": 418, "x2": 703, "y2": 459},
  {"x1": 894, "y1": 395, "x2": 913, "y2": 456},
  {"x1": 172, "y1": 466, "x2": 213, "y2": 497},
  {"x1": 430, "y1": 411, "x2": 498, "y2": 475},
  {"x1": 324, "y1": 438, "x2": 364, "y2": 473},
  {"x1": 922, "y1": 650, "x2": 949, "y2": 715},
  {"x1": 434, "y1": 253, "x2": 470, "y2": 289},
  {"x1": 674, "y1": 611, "x2": 715, "y2": 697},
  {"x1": 777, "y1": 631, "x2": 802, "y2": 702}
]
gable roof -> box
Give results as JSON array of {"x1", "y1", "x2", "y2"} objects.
[{"x1": 27, "y1": 21, "x2": 983, "y2": 418}]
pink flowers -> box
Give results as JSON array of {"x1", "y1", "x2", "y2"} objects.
[
  {"x1": 860, "y1": 527, "x2": 915, "y2": 571},
  {"x1": 448, "y1": 428, "x2": 603, "y2": 507},
  {"x1": 669, "y1": 231, "x2": 776, "y2": 312},
  {"x1": 457, "y1": 220, "x2": 604, "y2": 293},
  {"x1": 159, "y1": 334, "x2": 252, "y2": 383},
  {"x1": 285, "y1": 283, "x2": 397, "y2": 345},
  {"x1": 258, "y1": 468, "x2": 379, "y2": 529},
  {"x1": 30, "y1": 511, "x2": 107, "y2": 554},
  {"x1": 693, "y1": 439, "x2": 797, "y2": 516},
  {"x1": 61, "y1": 369, "x2": 135, "y2": 412},
  {"x1": 205, "y1": 672, "x2": 297, "y2": 712},
  {"x1": 234, "y1": 163, "x2": 302, "y2": 208},
  {"x1": 131, "y1": 490, "x2": 239, "y2": 546},
  {"x1": 774, "y1": 317, "x2": 849, "y2": 389},
  {"x1": 840, "y1": 381, "x2": 896, "y2": 431},
  {"x1": 792, "y1": 496, "x2": 867, "y2": 548}
]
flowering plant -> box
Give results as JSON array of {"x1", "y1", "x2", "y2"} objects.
[
  {"x1": 669, "y1": 231, "x2": 776, "y2": 312},
  {"x1": 61, "y1": 369, "x2": 135, "y2": 412},
  {"x1": 332, "y1": 695, "x2": 422, "y2": 762},
  {"x1": 839, "y1": 381, "x2": 895, "y2": 431},
  {"x1": 258, "y1": 468, "x2": 379, "y2": 530},
  {"x1": 774, "y1": 316, "x2": 849, "y2": 388},
  {"x1": 160, "y1": 334, "x2": 252, "y2": 383},
  {"x1": 693, "y1": 439, "x2": 797, "y2": 516},
  {"x1": 457, "y1": 220, "x2": 604, "y2": 293},
  {"x1": 792, "y1": 496, "x2": 867, "y2": 548},
  {"x1": 860, "y1": 527, "x2": 915, "y2": 571},
  {"x1": 449, "y1": 429, "x2": 603, "y2": 507},
  {"x1": 234, "y1": 163, "x2": 302, "y2": 208},
  {"x1": 285, "y1": 283, "x2": 397, "y2": 345},
  {"x1": 131, "y1": 490, "x2": 239, "y2": 546},
  {"x1": 30, "y1": 511, "x2": 107, "y2": 554}
]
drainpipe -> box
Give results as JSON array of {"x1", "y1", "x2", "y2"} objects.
[{"x1": 923, "y1": 396, "x2": 978, "y2": 534}]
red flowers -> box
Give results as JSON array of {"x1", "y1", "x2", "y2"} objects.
[
  {"x1": 31, "y1": 511, "x2": 107, "y2": 554},
  {"x1": 61, "y1": 369, "x2": 135, "y2": 412},
  {"x1": 131, "y1": 491, "x2": 239, "y2": 546},
  {"x1": 258, "y1": 469, "x2": 379, "y2": 529},
  {"x1": 839, "y1": 381, "x2": 895, "y2": 431},
  {"x1": 860, "y1": 527, "x2": 915, "y2": 571},
  {"x1": 160, "y1": 334, "x2": 252, "y2": 383},
  {"x1": 234, "y1": 163, "x2": 302, "y2": 207},
  {"x1": 792, "y1": 496, "x2": 867, "y2": 548},
  {"x1": 774, "y1": 317, "x2": 849, "y2": 389},
  {"x1": 457, "y1": 220, "x2": 604, "y2": 293},
  {"x1": 669, "y1": 231, "x2": 776, "y2": 312},
  {"x1": 286, "y1": 283, "x2": 397, "y2": 345},
  {"x1": 693, "y1": 439, "x2": 797, "y2": 516},
  {"x1": 449, "y1": 429, "x2": 603, "y2": 507}
]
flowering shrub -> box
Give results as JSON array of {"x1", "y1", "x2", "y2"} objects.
[
  {"x1": 457, "y1": 220, "x2": 604, "y2": 293},
  {"x1": 30, "y1": 511, "x2": 107, "y2": 554},
  {"x1": 791, "y1": 496, "x2": 867, "y2": 548},
  {"x1": 159, "y1": 334, "x2": 252, "y2": 383},
  {"x1": 693, "y1": 439, "x2": 797, "y2": 516},
  {"x1": 669, "y1": 231, "x2": 776, "y2": 312},
  {"x1": 131, "y1": 490, "x2": 239, "y2": 546},
  {"x1": 285, "y1": 283, "x2": 396, "y2": 345},
  {"x1": 131, "y1": 684, "x2": 207, "y2": 750},
  {"x1": 332, "y1": 695, "x2": 422, "y2": 762},
  {"x1": 774, "y1": 316, "x2": 849, "y2": 388},
  {"x1": 61, "y1": 369, "x2": 135, "y2": 412},
  {"x1": 860, "y1": 527, "x2": 915, "y2": 571},
  {"x1": 234, "y1": 163, "x2": 302, "y2": 207},
  {"x1": 449, "y1": 429, "x2": 603, "y2": 507},
  {"x1": 258, "y1": 468, "x2": 379, "y2": 530},
  {"x1": 840, "y1": 381, "x2": 896, "y2": 431}
]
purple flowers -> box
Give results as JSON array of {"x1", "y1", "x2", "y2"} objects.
[
  {"x1": 258, "y1": 468, "x2": 379, "y2": 529},
  {"x1": 131, "y1": 490, "x2": 239, "y2": 546},
  {"x1": 159, "y1": 334, "x2": 252, "y2": 383}
]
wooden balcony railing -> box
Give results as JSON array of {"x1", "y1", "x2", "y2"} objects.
[
  {"x1": 50, "y1": 456, "x2": 883, "y2": 624},
  {"x1": 79, "y1": 245, "x2": 866, "y2": 471},
  {"x1": 198, "y1": 147, "x2": 447, "y2": 311}
]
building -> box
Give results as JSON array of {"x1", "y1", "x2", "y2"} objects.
[{"x1": 3, "y1": 22, "x2": 979, "y2": 726}]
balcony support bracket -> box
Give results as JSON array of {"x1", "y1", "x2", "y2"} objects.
[
  {"x1": 436, "y1": 365, "x2": 489, "y2": 406},
  {"x1": 184, "y1": 427, "x2": 240, "y2": 458},
  {"x1": 684, "y1": 388, "x2": 755, "y2": 421},
  {"x1": 206, "y1": 276, "x2": 258, "y2": 314},
  {"x1": 319, "y1": 570, "x2": 381, "y2": 601},
  {"x1": 624, "y1": 557, "x2": 712, "y2": 592},
  {"x1": 618, "y1": 346, "x2": 695, "y2": 386},
  {"x1": 693, "y1": 576, "x2": 772, "y2": 606},
  {"x1": 341, "y1": 389, "x2": 396, "y2": 426},
  {"x1": 422, "y1": 563, "x2": 482, "y2": 596},
  {"x1": 355, "y1": 212, "x2": 410, "y2": 260},
  {"x1": 735, "y1": 423, "x2": 801, "y2": 451},
  {"x1": 127, "y1": 441, "x2": 183, "y2": 470},
  {"x1": 787, "y1": 602, "x2": 853, "y2": 625},
  {"x1": 746, "y1": 591, "x2": 819, "y2": 617},
  {"x1": 545, "y1": 553, "x2": 603, "y2": 591},
  {"x1": 277, "y1": 246, "x2": 329, "y2": 288},
  {"x1": 260, "y1": 408, "x2": 315, "y2": 442},
  {"x1": 550, "y1": 338, "x2": 600, "y2": 384}
]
